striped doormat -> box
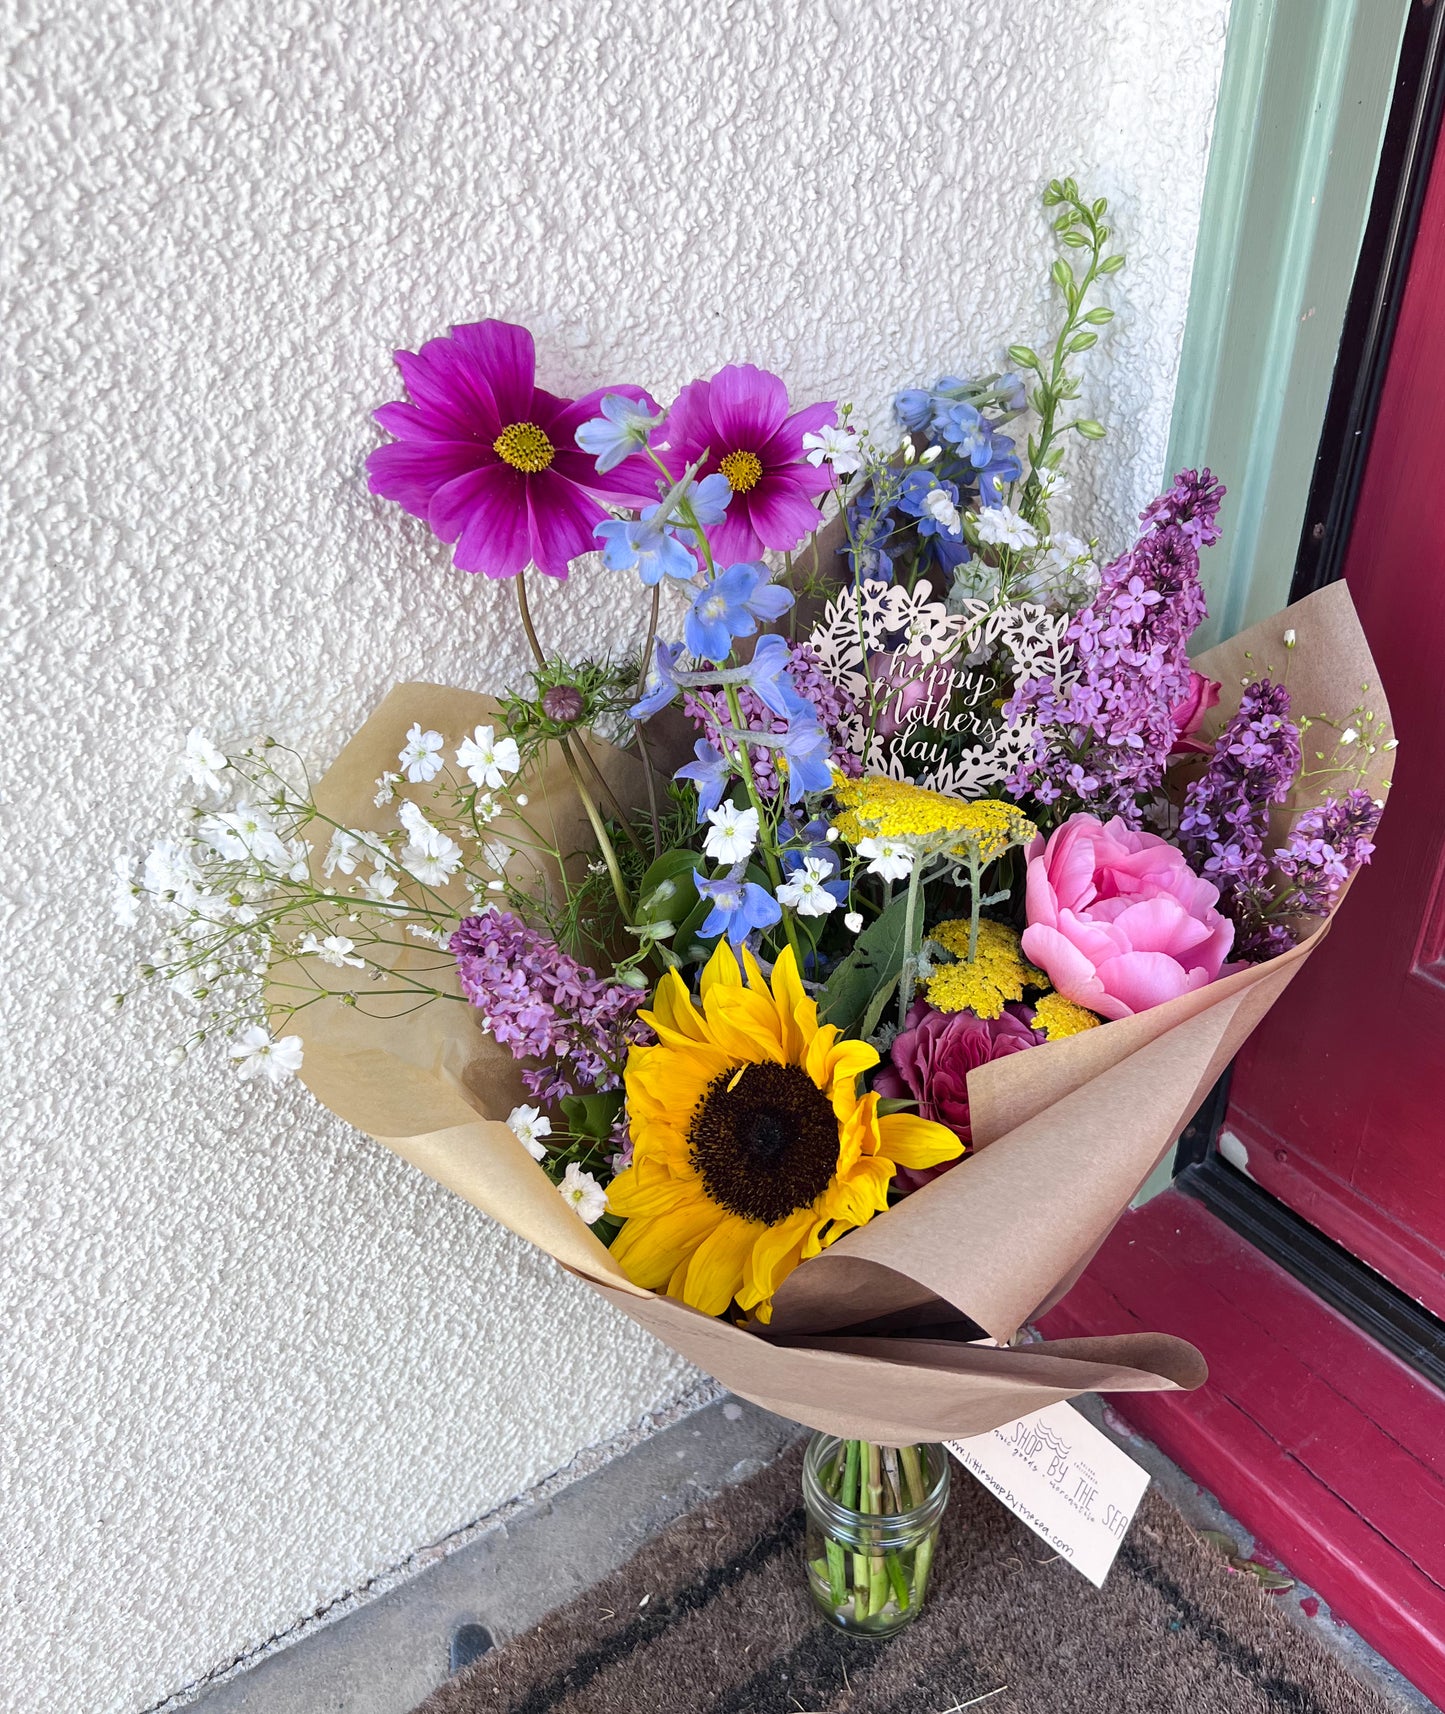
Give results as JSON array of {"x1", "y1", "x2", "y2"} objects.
[{"x1": 414, "y1": 1442, "x2": 1395, "y2": 1714}]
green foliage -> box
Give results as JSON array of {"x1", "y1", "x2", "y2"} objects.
[{"x1": 818, "y1": 892, "x2": 912, "y2": 1038}]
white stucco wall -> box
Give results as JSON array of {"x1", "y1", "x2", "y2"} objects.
[{"x1": 1, "y1": 2, "x2": 1228, "y2": 1709}]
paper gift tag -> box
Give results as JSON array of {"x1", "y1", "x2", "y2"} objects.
[{"x1": 946, "y1": 1401, "x2": 1149, "y2": 1588}]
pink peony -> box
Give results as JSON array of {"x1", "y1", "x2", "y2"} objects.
[
  {"x1": 1168, "y1": 670, "x2": 1221, "y2": 755},
  {"x1": 875, "y1": 999, "x2": 1041, "y2": 1191},
  {"x1": 1021, "y1": 814, "x2": 1234, "y2": 1021}
]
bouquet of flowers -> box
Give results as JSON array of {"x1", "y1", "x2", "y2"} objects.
[{"x1": 123, "y1": 180, "x2": 1393, "y2": 1632}]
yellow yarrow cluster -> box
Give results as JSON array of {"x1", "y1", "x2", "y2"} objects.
[
  {"x1": 923, "y1": 919, "x2": 1046, "y2": 1020},
  {"x1": 832, "y1": 773, "x2": 1036, "y2": 860},
  {"x1": 1031, "y1": 993, "x2": 1103, "y2": 1041}
]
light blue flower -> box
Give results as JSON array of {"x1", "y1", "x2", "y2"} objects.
[
  {"x1": 674, "y1": 739, "x2": 733, "y2": 820},
  {"x1": 594, "y1": 515, "x2": 696, "y2": 585},
  {"x1": 575, "y1": 394, "x2": 664, "y2": 473},
  {"x1": 933, "y1": 401, "x2": 996, "y2": 467},
  {"x1": 693, "y1": 868, "x2": 781, "y2": 947},
  {"x1": 629, "y1": 640, "x2": 686, "y2": 719},
  {"x1": 741, "y1": 634, "x2": 812, "y2": 721},
  {"x1": 893, "y1": 389, "x2": 935, "y2": 433},
  {"x1": 683, "y1": 563, "x2": 795, "y2": 663},
  {"x1": 772, "y1": 718, "x2": 833, "y2": 803}
]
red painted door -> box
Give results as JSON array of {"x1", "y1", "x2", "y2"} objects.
[{"x1": 1222, "y1": 123, "x2": 1445, "y2": 1317}]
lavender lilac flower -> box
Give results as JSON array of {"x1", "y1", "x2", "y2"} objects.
[
  {"x1": 1273, "y1": 788, "x2": 1381, "y2": 916},
  {"x1": 451, "y1": 911, "x2": 651, "y2": 1104},
  {"x1": 1177, "y1": 679, "x2": 1301, "y2": 960},
  {"x1": 1005, "y1": 469, "x2": 1222, "y2": 822}
]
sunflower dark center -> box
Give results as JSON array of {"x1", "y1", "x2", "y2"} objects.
[
  {"x1": 720, "y1": 448, "x2": 763, "y2": 493},
  {"x1": 493, "y1": 420, "x2": 555, "y2": 473},
  {"x1": 689, "y1": 1061, "x2": 839, "y2": 1225}
]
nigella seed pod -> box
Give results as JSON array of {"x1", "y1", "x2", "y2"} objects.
[{"x1": 542, "y1": 684, "x2": 585, "y2": 725}]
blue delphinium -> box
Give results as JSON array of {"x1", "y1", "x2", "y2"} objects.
[
  {"x1": 674, "y1": 739, "x2": 732, "y2": 819},
  {"x1": 595, "y1": 514, "x2": 696, "y2": 584},
  {"x1": 692, "y1": 868, "x2": 781, "y2": 946},
  {"x1": 575, "y1": 393, "x2": 664, "y2": 473},
  {"x1": 629, "y1": 639, "x2": 687, "y2": 718},
  {"x1": 684, "y1": 563, "x2": 794, "y2": 663}
]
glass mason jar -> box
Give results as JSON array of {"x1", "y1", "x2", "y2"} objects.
[{"x1": 802, "y1": 1433, "x2": 951, "y2": 1637}]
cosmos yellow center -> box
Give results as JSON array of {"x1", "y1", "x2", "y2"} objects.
[
  {"x1": 493, "y1": 420, "x2": 555, "y2": 473},
  {"x1": 720, "y1": 448, "x2": 763, "y2": 494}
]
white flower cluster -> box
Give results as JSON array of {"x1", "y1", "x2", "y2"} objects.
[{"x1": 119, "y1": 719, "x2": 529, "y2": 1086}]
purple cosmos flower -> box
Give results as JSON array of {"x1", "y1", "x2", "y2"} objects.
[
  {"x1": 684, "y1": 563, "x2": 795, "y2": 663},
  {"x1": 656, "y1": 364, "x2": 836, "y2": 563},
  {"x1": 368, "y1": 320, "x2": 658, "y2": 581},
  {"x1": 692, "y1": 868, "x2": 781, "y2": 946},
  {"x1": 674, "y1": 738, "x2": 733, "y2": 819}
]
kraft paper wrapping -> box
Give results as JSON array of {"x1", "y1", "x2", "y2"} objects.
[{"x1": 290, "y1": 580, "x2": 1389, "y2": 1441}]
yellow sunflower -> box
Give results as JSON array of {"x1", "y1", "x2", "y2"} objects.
[{"x1": 608, "y1": 941, "x2": 962, "y2": 1320}]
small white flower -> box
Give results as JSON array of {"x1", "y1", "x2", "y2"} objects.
[
  {"x1": 703, "y1": 803, "x2": 760, "y2": 866},
  {"x1": 359, "y1": 867, "x2": 399, "y2": 903},
  {"x1": 559, "y1": 1162, "x2": 608, "y2": 1224},
  {"x1": 456, "y1": 724, "x2": 521, "y2": 790},
  {"x1": 857, "y1": 836, "x2": 914, "y2": 883},
  {"x1": 776, "y1": 857, "x2": 839, "y2": 918},
  {"x1": 921, "y1": 487, "x2": 962, "y2": 537},
  {"x1": 181, "y1": 728, "x2": 228, "y2": 795},
  {"x1": 299, "y1": 932, "x2": 365, "y2": 969},
  {"x1": 972, "y1": 505, "x2": 1038, "y2": 552},
  {"x1": 202, "y1": 808, "x2": 290, "y2": 868},
  {"x1": 399, "y1": 811, "x2": 463, "y2": 886},
  {"x1": 514, "y1": 792, "x2": 528, "y2": 808},
  {"x1": 399, "y1": 723, "x2": 445, "y2": 783},
  {"x1": 324, "y1": 829, "x2": 361, "y2": 878},
  {"x1": 1283, "y1": 628, "x2": 1297, "y2": 648},
  {"x1": 844, "y1": 910, "x2": 864, "y2": 934},
  {"x1": 1340, "y1": 727, "x2": 1359, "y2": 746},
  {"x1": 801, "y1": 424, "x2": 864, "y2": 475},
  {"x1": 228, "y1": 1025, "x2": 304, "y2": 1083},
  {"x1": 507, "y1": 1104, "x2": 552, "y2": 1161},
  {"x1": 486, "y1": 879, "x2": 505, "y2": 892},
  {"x1": 373, "y1": 771, "x2": 400, "y2": 806},
  {"x1": 284, "y1": 839, "x2": 312, "y2": 883}
]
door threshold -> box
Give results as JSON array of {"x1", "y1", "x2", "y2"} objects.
[{"x1": 1040, "y1": 1187, "x2": 1445, "y2": 1709}]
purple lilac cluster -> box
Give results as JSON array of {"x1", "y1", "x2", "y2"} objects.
[
  {"x1": 1177, "y1": 680, "x2": 1301, "y2": 960},
  {"x1": 451, "y1": 911, "x2": 652, "y2": 1104},
  {"x1": 1005, "y1": 469, "x2": 1223, "y2": 822},
  {"x1": 1273, "y1": 788, "x2": 1381, "y2": 916},
  {"x1": 683, "y1": 641, "x2": 862, "y2": 799}
]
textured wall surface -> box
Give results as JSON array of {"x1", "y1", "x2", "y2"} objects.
[{"x1": 0, "y1": 2, "x2": 1227, "y2": 1709}]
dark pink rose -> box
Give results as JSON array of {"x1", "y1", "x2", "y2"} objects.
[
  {"x1": 1020, "y1": 814, "x2": 1234, "y2": 1021},
  {"x1": 870, "y1": 651, "x2": 957, "y2": 740},
  {"x1": 1168, "y1": 670, "x2": 1221, "y2": 755},
  {"x1": 875, "y1": 999, "x2": 1041, "y2": 1192}
]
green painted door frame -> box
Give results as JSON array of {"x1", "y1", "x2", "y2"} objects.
[
  {"x1": 1134, "y1": 0, "x2": 1410, "y2": 1205},
  {"x1": 1167, "y1": 0, "x2": 1411, "y2": 651}
]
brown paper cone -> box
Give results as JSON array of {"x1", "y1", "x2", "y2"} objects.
[{"x1": 288, "y1": 579, "x2": 1389, "y2": 1441}]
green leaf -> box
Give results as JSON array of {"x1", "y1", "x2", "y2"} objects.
[
  {"x1": 876, "y1": 1096, "x2": 918, "y2": 1116},
  {"x1": 1068, "y1": 331, "x2": 1098, "y2": 353},
  {"x1": 559, "y1": 1090, "x2": 624, "y2": 1141},
  {"x1": 1074, "y1": 419, "x2": 1107, "y2": 440},
  {"x1": 818, "y1": 892, "x2": 912, "y2": 1037},
  {"x1": 636, "y1": 849, "x2": 699, "y2": 924}
]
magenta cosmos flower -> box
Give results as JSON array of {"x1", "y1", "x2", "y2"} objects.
[
  {"x1": 657, "y1": 364, "x2": 836, "y2": 563},
  {"x1": 1021, "y1": 814, "x2": 1234, "y2": 1021},
  {"x1": 367, "y1": 320, "x2": 658, "y2": 580}
]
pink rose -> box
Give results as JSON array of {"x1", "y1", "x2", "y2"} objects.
[
  {"x1": 870, "y1": 651, "x2": 957, "y2": 740},
  {"x1": 875, "y1": 999, "x2": 1041, "y2": 1192},
  {"x1": 1020, "y1": 814, "x2": 1234, "y2": 1021},
  {"x1": 1168, "y1": 670, "x2": 1221, "y2": 755}
]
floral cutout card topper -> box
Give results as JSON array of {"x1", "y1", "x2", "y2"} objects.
[{"x1": 808, "y1": 578, "x2": 1075, "y2": 798}]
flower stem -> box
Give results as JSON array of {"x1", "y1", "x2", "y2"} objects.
[
  {"x1": 633, "y1": 583, "x2": 664, "y2": 855},
  {"x1": 898, "y1": 857, "x2": 923, "y2": 1031},
  {"x1": 722, "y1": 683, "x2": 802, "y2": 965}
]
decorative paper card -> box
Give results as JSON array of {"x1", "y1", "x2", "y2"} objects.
[
  {"x1": 807, "y1": 578, "x2": 1074, "y2": 797},
  {"x1": 947, "y1": 1400, "x2": 1149, "y2": 1587}
]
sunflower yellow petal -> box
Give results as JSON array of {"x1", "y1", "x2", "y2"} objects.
[
  {"x1": 765, "y1": 946, "x2": 814, "y2": 1063},
  {"x1": 681, "y1": 1213, "x2": 764, "y2": 1316},
  {"x1": 878, "y1": 1111, "x2": 965, "y2": 1168},
  {"x1": 610, "y1": 1197, "x2": 722, "y2": 1289},
  {"x1": 738, "y1": 1208, "x2": 819, "y2": 1312},
  {"x1": 699, "y1": 940, "x2": 744, "y2": 1003},
  {"x1": 639, "y1": 967, "x2": 710, "y2": 1046}
]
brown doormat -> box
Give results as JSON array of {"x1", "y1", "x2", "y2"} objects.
[{"x1": 414, "y1": 1442, "x2": 1395, "y2": 1714}]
